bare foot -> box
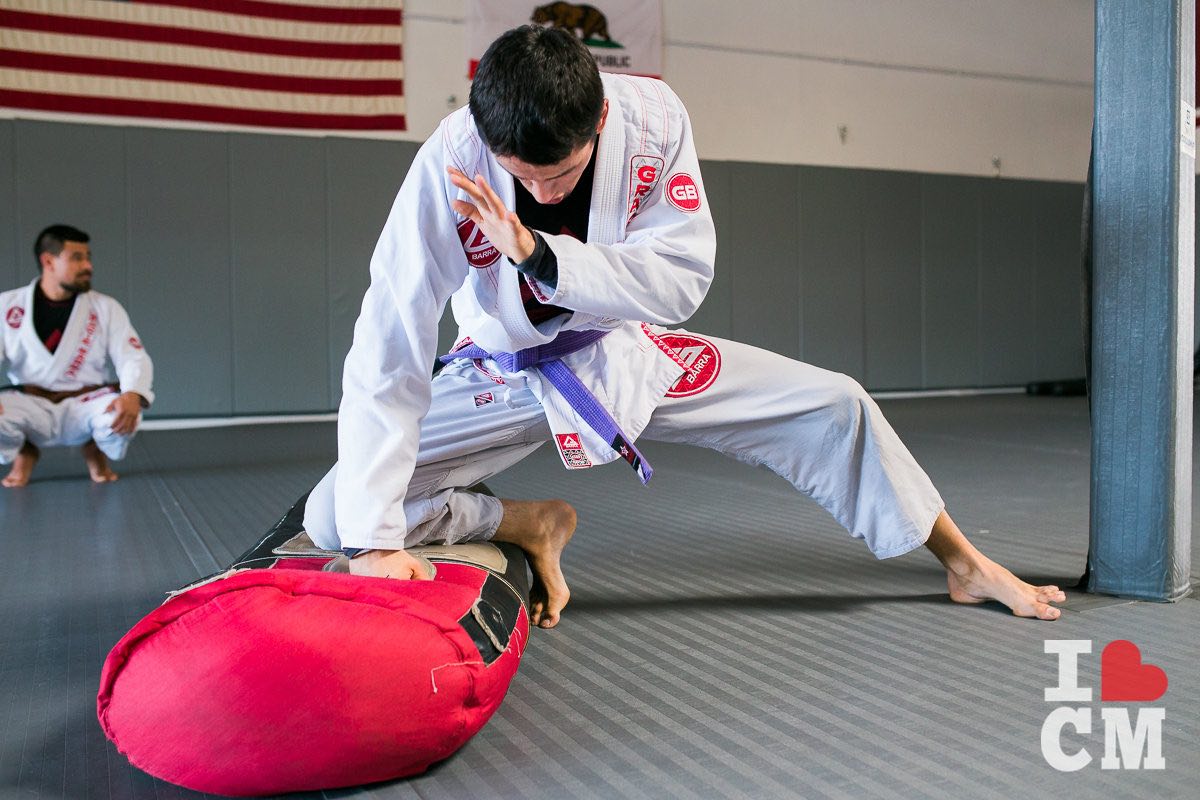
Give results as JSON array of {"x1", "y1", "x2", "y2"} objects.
[
  {"x1": 924, "y1": 509, "x2": 1065, "y2": 620},
  {"x1": 2, "y1": 442, "x2": 39, "y2": 487},
  {"x1": 82, "y1": 440, "x2": 119, "y2": 482},
  {"x1": 946, "y1": 558, "x2": 1065, "y2": 620},
  {"x1": 493, "y1": 499, "x2": 577, "y2": 629}
]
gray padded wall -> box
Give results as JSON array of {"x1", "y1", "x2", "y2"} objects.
[
  {"x1": 2, "y1": 119, "x2": 1091, "y2": 417},
  {"x1": 0, "y1": 121, "x2": 16, "y2": 293},
  {"x1": 921, "y1": 174, "x2": 983, "y2": 387},
  {"x1": 1034, "y1": 180, "x2": 1088, "y2": 380},
  {"x1": 324, "y1": 138, "x2": 419, "y2": 406},
  {"x1": 230, "y1": 135, "x2": 330, "y2": 413},
  {"x1": 126, "y1": 128, "x2": 232, "y2": 415},
  {"x1": 801, "y1": 167, "x2": 866, "y2": 382},
  {"x1": 14, "y1": 122, "x2": 128, "y2": 302},
  {"x1": 862, "y1": 170, "x2": 923, "y2": 389},
  {"x1": 730, "y1": 164, "x2": 801, "y2": 360}
]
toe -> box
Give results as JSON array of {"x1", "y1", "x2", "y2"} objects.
[{"x1": 1036, "y1": 602, "x2": 1062, "y2": 621}]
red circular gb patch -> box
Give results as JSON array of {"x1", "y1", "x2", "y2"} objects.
[
  {"x1": 661, "y1": 333, "x2": 721, "y2": 397},
  {"x1": 665, "y1": 173, "x2": 702, "y2": 212},
  {"x1": 457, "y1": 218, "x2": 501, "y2": 268},
  {"x1": 6, "y1": 306, "x2": 24, "y2": 329},
  {"x1": 129, "y1": 337, "x2": 143, "y2": 350}
]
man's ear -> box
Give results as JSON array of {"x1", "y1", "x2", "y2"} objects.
[{"x1": 596, "y1": 99, "x2": 610, "y2": 135}]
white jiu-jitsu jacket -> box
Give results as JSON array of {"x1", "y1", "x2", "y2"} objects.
[
  {"x1": 337, "y1": 73, "x2": 716, "y2": 548},
  {"x1": 0, "y1": 280, "x2": 155, "y2": 402}
]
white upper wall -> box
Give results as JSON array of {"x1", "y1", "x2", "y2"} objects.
[{"x1": 404, "y1": 0, "x2": 1095, "y2": 181}]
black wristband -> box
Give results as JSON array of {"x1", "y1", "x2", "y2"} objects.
[{"x1": 510, "y1": 230, "x2": 559, "y2": 289}]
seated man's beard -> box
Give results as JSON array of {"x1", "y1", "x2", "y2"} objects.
[{"x1": 63, "y1": 276, "x2": 91, "y2": 294}]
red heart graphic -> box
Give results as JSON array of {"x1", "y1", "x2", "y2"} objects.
[{"x1": 1101, "y1": 640, "x2": 1168, "y2": 702}]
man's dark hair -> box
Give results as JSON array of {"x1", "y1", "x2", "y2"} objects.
[
  {"x1": 34, "y1": 224, "x2": 89, "y2": 270},
  {"x1": 470, "y1": 25, "x2": 604, "y2": 165}
]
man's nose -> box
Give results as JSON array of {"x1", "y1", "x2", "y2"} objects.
[{"x1": 529, "y1": 183, "x2": 560, "y2": 204}]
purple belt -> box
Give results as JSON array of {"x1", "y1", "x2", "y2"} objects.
[{"x1": 440, "y1": 330, "x2": 652, "y2": 484}]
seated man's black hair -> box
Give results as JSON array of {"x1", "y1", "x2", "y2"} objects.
[{"x1": 34, "y1": 224, "x2": 90, "y2": 270}]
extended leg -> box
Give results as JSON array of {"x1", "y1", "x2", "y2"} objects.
[{"x1": 642, "y1": 330, "x2": 1064, "y2": 619}]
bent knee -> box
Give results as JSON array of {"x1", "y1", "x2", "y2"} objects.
[
  {"x1": 302, "y1": 479, "x2": 340, "y2": 550},
  {"x1": 820, "y1": 373, "x2": 876, "y2": 430}
]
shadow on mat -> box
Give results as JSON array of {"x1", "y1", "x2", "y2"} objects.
[{"x1": 567, "y1": 592, "x2": 951, "y2": 615}]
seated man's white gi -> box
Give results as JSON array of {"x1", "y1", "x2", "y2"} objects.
[{"x1": 0, "y1": 281, "x2": 154, "y2": 465}]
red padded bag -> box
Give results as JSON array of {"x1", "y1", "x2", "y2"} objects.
[{"x1": 97, "y1": 497, "x2": 529, "y2": 796}]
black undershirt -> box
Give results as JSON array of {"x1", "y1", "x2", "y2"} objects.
[
  {"x1": 511, "y1": 139, "x2": 597, "y2": 324},
  {"x1": 33, "y1": 282, "x2": 76, "y2": 353}
]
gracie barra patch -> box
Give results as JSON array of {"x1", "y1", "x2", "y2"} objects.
[
  {"x1": 554, "y1": 433, "x2": 592, "y2": 470},
  {"x1": 5, "y1": 306, "x2": 23, "y2": 329},
  {"x1": 665, "y1": 173, "x2": 702, "y2": 212},
  {"x1": 661, "y1": 333, "x2": 722, "y2": 397},
  {"x1": 628, "y1": 155, "x2": 664, "y2": 223},
  {"x1": 474, "y1": 392, "x2": 494, "y2": 407},
  {"x1": 457, "y1": 218, "x2": 501, "y2": 268}
]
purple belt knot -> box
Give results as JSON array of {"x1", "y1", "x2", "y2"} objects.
[{"x1": 440, "y1": 330, "x2": 652, "y2": 484}]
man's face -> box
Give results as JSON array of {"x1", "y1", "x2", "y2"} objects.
[
  {"x1": 496, "y1": 138, "x2": 596, "y2": 205},
  {"x1": 42, "y1": 240, "x2": 93, "y2": 294},
  {"x1": 495, "y1": 98, "x2": 608, "y2": 205}
]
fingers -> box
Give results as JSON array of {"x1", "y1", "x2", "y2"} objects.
[
  {"x1": 111, "y1": 412, "x2": 137, "y2": 435},
  {"x1": 447, "y1": 168, "x2": 493, "y2": 212},
  {"x1": 476, "y1": 173, "x2": 504, "y2": 211},
  {"x1": 451, "y1": 199, "x2": 479, "y2": 221}
]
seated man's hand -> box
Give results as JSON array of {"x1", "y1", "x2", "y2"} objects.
[
  {"x1": 348, "y1": 548, "x2": 435, "y2": 580},
  {"x1": 106, "y1": 391, "x2": 144, "y2": 435}
]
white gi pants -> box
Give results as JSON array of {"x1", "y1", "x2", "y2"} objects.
[
  {"x1": 0, "y1": 387, "x2": 138, "y2": 464},
  {"x1": 305, "y1": 332, "x2": 944, "y2": 558}
]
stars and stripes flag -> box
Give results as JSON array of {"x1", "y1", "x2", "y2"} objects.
[{"x1": 0, "y1": 0, "x2": 405, "y2": 132}]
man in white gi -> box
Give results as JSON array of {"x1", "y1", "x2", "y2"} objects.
[
  {"x1": 305, "y1": 26, "x2": 1066, "y2": 627},
  {"x1": 0, "y1": 225, "x2": 154, "y2": 486}
]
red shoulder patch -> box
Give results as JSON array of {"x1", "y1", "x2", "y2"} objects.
[
  {"x1": 457, "y1": 219, "x2": 501, "y2": 268},
  {"x1": 665, "y1": 173, "x2": 702, "y2": 213}
]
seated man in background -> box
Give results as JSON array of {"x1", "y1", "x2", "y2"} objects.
[{"x1": 0, "y1": 225, "x2": 154, "y2": 486}]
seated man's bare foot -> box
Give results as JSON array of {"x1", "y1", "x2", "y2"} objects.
[
  {"x1": 924, "y1": 509, "x2": 1064, "y2": 620},
  {"x1": 2, "y1": 442, "x2": 39, "y2": 487},
  {"x1": 947, "y1": 559, "x2": 1065, "y2": 620},
  {"x1": 82, "y1": 440, "x2": 119, "y2": 483},
  {"x1": 494, "y1": 499, "x2": 577, "y2": 629}
]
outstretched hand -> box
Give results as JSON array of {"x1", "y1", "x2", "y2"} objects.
[
  {"x1": 447, "y1": 167, "x2": 537, "y2": 263},
  {"x1": 105, "y1": 391, "x2": 143, "y2": 435}
]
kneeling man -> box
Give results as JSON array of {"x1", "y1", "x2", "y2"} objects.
[{"x1": 0, "y1": 225, "x2": 154, "y2": 486}]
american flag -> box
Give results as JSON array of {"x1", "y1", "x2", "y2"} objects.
[{"x1": 0, "y1": 0, "x2": 405, "y2": 132}]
